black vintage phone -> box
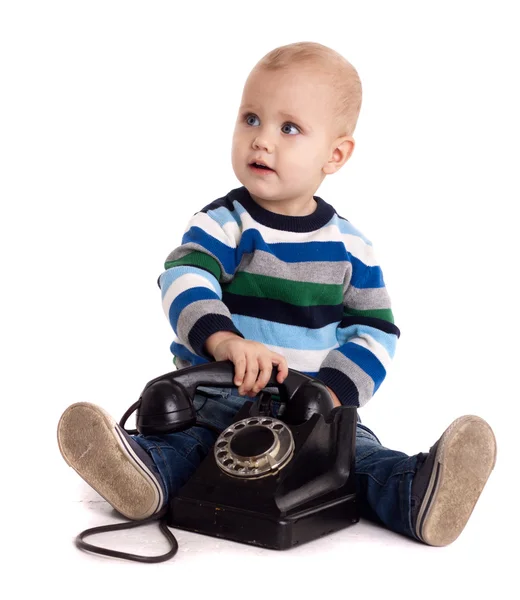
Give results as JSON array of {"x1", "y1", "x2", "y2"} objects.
[
  {"x1": 134, "y1": 361, "x2": 359, "y2": 547},
  {"x1": 75, "y1": 360, "x2": 359, "y2": 562}
]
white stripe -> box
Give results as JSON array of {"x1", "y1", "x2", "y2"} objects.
[
  {"x1": 257, "y1": 335, "x2": 390, "y2": 374},
  {"x1": 239, "y1": 213, "x2": 378, "y2": 267},
  {"x1": 162, "y1": 272, "x2": 220, "y2": 316},
  {"x1": 350, "y1": 334, "x2": 392, "y2": 370},
  {"x1": 259, "y1": 343, "x2": 337, "y2": 373},
  {"x1": 187, "y1": 212, "x2": 238, "y2": 247},
  {"x1": 339, "y1": 232, "x2": 378, "y2": 267},
  {"x1": 169, "y1": 329, "x2": 181, "y2": 344},
  {"x1": 222, "y1": 220, "x2": 241, "y2": 245}
]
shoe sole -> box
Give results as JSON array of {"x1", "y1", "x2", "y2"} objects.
[
  {"x1": 416, "y1": 415, "x2": 497, "y2": 546},
  {"x1": 57, "y1": 402, "x2": 164, "y2": 520}
]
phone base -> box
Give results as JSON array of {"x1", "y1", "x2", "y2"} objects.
[
  {"x1": 168, "y1": 492, "x2": 359, "y2": 550},
  {"x1": 167, "y1": 400, "x2": 360, "y2": 549}
]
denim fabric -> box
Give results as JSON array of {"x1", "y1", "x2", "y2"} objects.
[{"x1": 132, "y1": 386, "x2": 421, "y2": 542}]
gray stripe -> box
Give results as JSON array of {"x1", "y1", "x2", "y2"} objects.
[
  {"x1": 239, "y1": 249, "x2": 350, "y2": 285},
  {"x1": 165, "y1": 244, "x2": 235, "y2": 282},
  {"x1": 176, "y1": 357, "x2": 191, "y2": 370},
  {"x1": 321, "y1": 350, "x2": 375, "y2": 407},
  {"x1": 177, "y1": 299, "x2": 234, "y2": 354},
  {"x1": 344, "y1": 285, "x2": 392, "y2": 310}
]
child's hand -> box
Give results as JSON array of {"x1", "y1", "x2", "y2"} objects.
[{"x1": 205, "y1": 332, "x2": 288, "y2": 397}]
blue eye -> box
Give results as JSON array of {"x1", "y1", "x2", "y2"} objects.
[
  {"x1": 282, "y1": 123, "x2": 300, "y2": 135},
  {"x1": 246, "y1": 114, "x2": 260, "y2": 126}
]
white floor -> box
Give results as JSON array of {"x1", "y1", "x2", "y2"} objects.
[{"x1": 15, "y1": 449, "x2": 512, "y2": 600}]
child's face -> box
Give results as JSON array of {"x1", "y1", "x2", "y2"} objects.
[{"x1": 231, "y1": 65, "x2": 350, "y2": 213}]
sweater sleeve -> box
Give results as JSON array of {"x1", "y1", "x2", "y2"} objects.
[
  {"x1": 158, "y1": 209, "x2": 244, "y2": 360},
  {"x1": 315, "y1": 242, "x2": 400, "y2": 408}
]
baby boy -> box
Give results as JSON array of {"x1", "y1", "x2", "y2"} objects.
[{"x1": 58, "y1": 41, "x2": 496, "y2": 548}]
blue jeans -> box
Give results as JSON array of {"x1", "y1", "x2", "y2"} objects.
[{"x1": 133, "y1": 386, "x2": 421, "y2": 542}]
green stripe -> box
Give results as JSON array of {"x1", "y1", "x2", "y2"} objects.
[
  {"x1": 224, "y1": 272, "x2": 342, "y2": 306},
  {"x1": 343, "y1": 307, "x2": 395, "y2": 323},
  {"x1": 165, "y1": 251, "x2": 221, "y2": 280}
]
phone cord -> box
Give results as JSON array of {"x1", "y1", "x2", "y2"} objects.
[{"x1": 74, "y1": 409, "x2": 224, "y2": 563}]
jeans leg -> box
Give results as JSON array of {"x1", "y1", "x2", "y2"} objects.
[
  {"x1": 131, "y1": 387, "x2": 250, "y2": 505},
  {"x1": 355, "y1": 423, "x2": 422, "y2": 541}
]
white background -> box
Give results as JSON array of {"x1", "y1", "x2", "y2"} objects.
[{"x1": 1, "y1": 1, "x2": 518, "y2": 597}]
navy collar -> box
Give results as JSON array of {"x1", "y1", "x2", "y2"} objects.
[{"x1": 229, "y1": 186, "x2": 335, "y2": 233}]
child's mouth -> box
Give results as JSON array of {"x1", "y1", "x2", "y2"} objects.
[{"x1": 249, "y1": 163, "x2": 275, "y2": 174}]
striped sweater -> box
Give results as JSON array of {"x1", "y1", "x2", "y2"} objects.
[{"x1": 159, "y1": 186, "x2": 400, "y2": 408}]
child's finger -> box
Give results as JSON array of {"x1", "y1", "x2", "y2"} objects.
[
  {"x1": 251, "y1": 355, "x2": 273, "y2": 393},
  {"x1": 233, "y1": 355, "x2": 247, "y2": 388},
  {"x1": 271, "y1": 354, "x2": 289, "y2": 382},
  {"x1": 240, "y1": 356, "x2": 259, "y2": 395}
]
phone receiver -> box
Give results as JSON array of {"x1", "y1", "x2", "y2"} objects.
[{"x1": 133, "y1": 360, "x2": 335, "y2": 435}]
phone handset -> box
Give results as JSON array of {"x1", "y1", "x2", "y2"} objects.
[{"x1": 131, "y1": 360, "x2": 335, "y2": 435}]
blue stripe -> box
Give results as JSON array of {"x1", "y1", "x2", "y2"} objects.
[
  {"x1": 337, "y1": 325, "x2": 397, "y2": 358},
  {"x1": 169, "y1": 288, "x2": 220, "y2": 331},
  {"x1": 237, "y1": 229, "x2": 348, "y2": 263},
  {"x1": 329, "y1": 214, "x2": 373, "y2": 245},
  {"x1": 207, "y1": 204, "x2": 243, "y2": 229},
  {"x1": 233, "y1": 200, "x2": 249, "y2": 220},
  {"x1": 170, "y1": 342, "x2": 209, "y2": 366},
  {"x1": 182, "y1": 227, "x2": 237, "y2": 275},
  {"x1": 232, "y1": 314, "x2": 338, "y2": 350},
  {"x1": 349, "y1": 255, "x2": 385, "y2": 288},
  {"x1": 339, "y1": 343, "x2": 387, "y2": 392},
  {"x1": 184, "y1": 224, "x2": 375, "y2": 281},
  {"x1": 159, "y1": 265, "x2": 220, "y2": 300}
]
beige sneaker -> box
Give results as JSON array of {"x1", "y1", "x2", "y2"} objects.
[
  {"x1": 57, "y1": 402, "x2": 166, "y2": 520},
  {"x1": 411, "y1": 415, "x2": 497, "y2": 546}
]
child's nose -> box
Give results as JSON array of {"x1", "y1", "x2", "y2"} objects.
[{"x1": 252, "y1": 135, "x2": 274, "y2": 153}]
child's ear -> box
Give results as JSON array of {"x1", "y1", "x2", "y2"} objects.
[{"x1": 322, "y1": 136, "x2": 355, "y2": 174}]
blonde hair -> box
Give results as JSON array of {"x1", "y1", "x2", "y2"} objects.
[{"x1": 254, "y1": 41, "x2": 362, "y2": 137}]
